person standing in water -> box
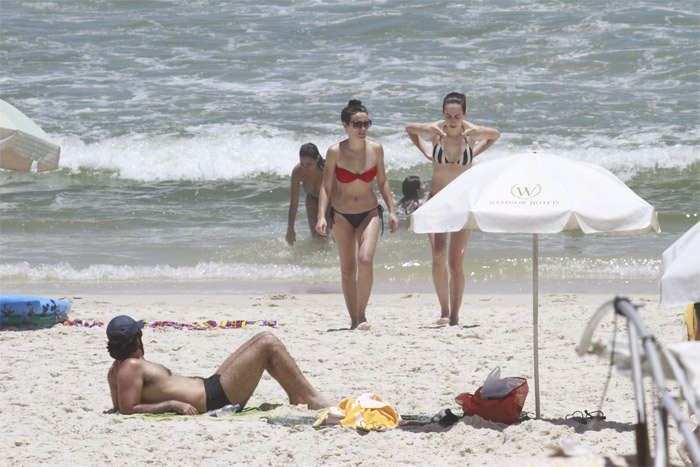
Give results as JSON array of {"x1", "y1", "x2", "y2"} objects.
[
  {"x1": 286, "y1": 143, "x2": 329, "y2": 246},
  {"x1": 405, "y1": 92, "x2": 500, "y2": 326},
  {"x1": 396, "y1": 175, "x2": 426, "y2": 215},
  {"x1": 316, "y1": 100, "x2": 399, "y2": 330}
]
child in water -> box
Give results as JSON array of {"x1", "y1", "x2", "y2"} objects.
[{"x1": 397, "y1": 175, "x2": 426, "y2": 215}]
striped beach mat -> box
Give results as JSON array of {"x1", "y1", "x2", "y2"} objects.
[{"x1": 62, "y1": 318, "x2": 277, "y2": 329}]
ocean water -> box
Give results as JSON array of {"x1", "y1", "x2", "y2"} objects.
[{"x1": 1, "y1": 0, "x2": 698, "y2": 295}]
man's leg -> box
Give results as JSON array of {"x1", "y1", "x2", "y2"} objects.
[{"x1": 216, "y1": 331, "x2": 334, "y2": 410}]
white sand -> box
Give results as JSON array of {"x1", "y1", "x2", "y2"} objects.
[{"x1": 0, "y1": 292, "x2": 692, "y2": 466}]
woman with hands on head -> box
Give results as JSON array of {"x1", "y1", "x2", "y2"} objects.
[
  {"x1": 286, "y1": 142, "x2": 328, "y2": 246},
  {"x1": 405, "y1": 92, "x2": 500, "y2": 326},
  {"x1": 316, "y1": 99, "x2": 399, "y2": 330}
]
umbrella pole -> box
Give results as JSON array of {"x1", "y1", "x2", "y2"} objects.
[{"x1": 533, "y1": 234, "x2": 540, "y2": 419}]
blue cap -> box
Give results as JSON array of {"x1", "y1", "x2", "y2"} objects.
[{"x1": 106, "y1": 315, "x2": 141, "y2": 343}]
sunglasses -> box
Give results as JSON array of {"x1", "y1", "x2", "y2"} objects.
[{"x1": 350, "y1": 120, "x2": 372, "y2": 129}]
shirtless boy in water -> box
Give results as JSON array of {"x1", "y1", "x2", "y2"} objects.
[{"x1": 106, "y1": 315, "x2": 334, "y2": 415}]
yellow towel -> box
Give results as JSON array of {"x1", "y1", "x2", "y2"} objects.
[
  {"x1": 685, "y1": 304, "x2": 699, "y2": 341},
  {"x1": 313, "y1": 393, "x2": 401, "y2": 431}
]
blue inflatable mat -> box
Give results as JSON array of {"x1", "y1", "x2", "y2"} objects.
[{"x1": 0, "y1": 295, "x2": 72, "y2": 327}]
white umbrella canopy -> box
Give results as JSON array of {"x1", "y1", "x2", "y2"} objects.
[
  {"x1": 410, "y1": 145, "x2": 660, "y2": 418},
  {"x1": 660, "y1": 221, "x2": 700, "y2": 307},
  {"x1": 410, "y1": 146, "x2": 659, "y2": 235},
  {"x1": 0, "y1": 99, "x2": 61, "y2": 172}
]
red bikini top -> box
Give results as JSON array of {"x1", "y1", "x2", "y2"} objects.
[{"x1": 335, "y1": 166, "x2": 376, "y2": 183}]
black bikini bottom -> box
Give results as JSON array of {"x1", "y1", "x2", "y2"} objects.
[{"x1": 330, "y1": 205, "x2": 384, "y2": 235}]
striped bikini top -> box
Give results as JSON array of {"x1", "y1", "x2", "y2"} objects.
[
  {"x1": 432, "y1": 133, "x2": 473, "y2": 166},
  {"x1": 335, "y1": 165, "x2": 377, "y2": 183}
]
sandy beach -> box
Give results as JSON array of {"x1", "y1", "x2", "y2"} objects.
[
  {"x1": 0, "y1": 291, "x2": 692, "y2": 466},
  {"x1": 3, "y1": 1, "x2": 698, "y2": 465}
]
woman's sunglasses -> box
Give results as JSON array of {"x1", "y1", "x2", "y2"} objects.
[{"x1": 350, "y1": 120, "x2": 372, "y2": 129}]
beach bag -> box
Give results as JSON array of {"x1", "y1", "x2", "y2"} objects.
[
  {"x1": 455, "y1": 367, "x2": 528, "y2": 424},
  {"x1": 313, "y1": 393, "x2": 401, "y2": 431}
]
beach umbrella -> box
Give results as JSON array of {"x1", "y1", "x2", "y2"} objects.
[
  {"x1": 0, "y1": 99, "x2": 61, "y2": 172},
  {"x1": 410, "y1": 144, "x2": 660, "y2": 419},
  {"x1": 660, "y1": 221, "x2": 700, "y2": 307}
]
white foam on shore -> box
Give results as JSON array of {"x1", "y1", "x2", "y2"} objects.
[{"x1": 0, "y1": 254, "x2": 661, "y2": 288}]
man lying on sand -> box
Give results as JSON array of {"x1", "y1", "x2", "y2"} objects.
[{"x1": 106, "y1": 315, "x2": 335, "y2": 415}]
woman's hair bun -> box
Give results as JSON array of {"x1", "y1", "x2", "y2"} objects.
[{"x1": 341, "y1": 99, "x2": 368, "y2": 123}]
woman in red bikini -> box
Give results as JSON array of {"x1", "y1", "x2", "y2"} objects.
[
  {"x1": 316, "y1": 99, "x2": 399, "y2": 330},
  {"x1": 405, "y1": 92, "x2": 500, "y2": 326}
]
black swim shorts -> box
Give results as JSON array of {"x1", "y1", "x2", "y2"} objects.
[{"x1": 203, "y1": 374, "x2": 232, "y2": 411}]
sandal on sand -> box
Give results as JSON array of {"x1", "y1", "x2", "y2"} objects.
[
  {"x1": 584, "y1": 410, "x2": 606, "y2": 423},
  {"x1": 431, "y1": 408, "x2": 461, "y2": 427},
  {"x1": 584, "y1": 410, "x2": 605, "y2": 425},
  {"x1": 357, "y1": 322, "x2": 371, "y2": 331},
  {"x1": 436, "y1": 317, "x2": 450, "y2": 325},
  {"x1": 565, "y1": 410, "x2": 606, "y2": 425},
  {"x1": 565, "y1": 410, "x2": 588, "y2": 424}
]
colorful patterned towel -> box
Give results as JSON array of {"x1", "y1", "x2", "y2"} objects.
[
  {"x1": 62, "y1": 319, "x2": 277, "y2": 329},
  {"x1": 62, "y1": 319, "x2": 104, "y2": 328}
]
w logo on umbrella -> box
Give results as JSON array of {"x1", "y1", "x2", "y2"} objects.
[{"x1": 510, "y1": 184, "x2": 541, "y2": 199}]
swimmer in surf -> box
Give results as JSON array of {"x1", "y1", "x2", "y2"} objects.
[{"x1": 286, "y1": 142, "x2": 331, "y2": 245}]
